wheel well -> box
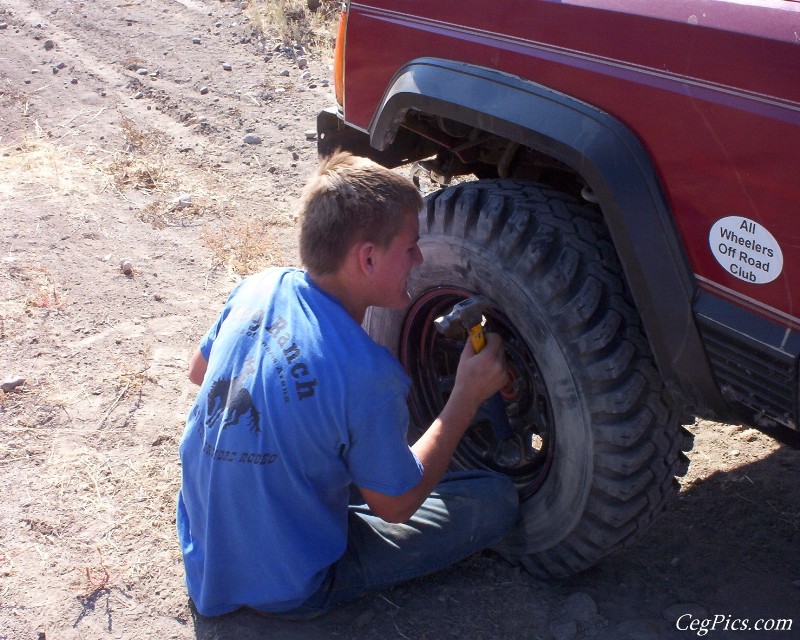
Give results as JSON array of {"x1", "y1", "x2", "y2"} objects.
[
  {"x1": 398, "y1": 110, "x2": 588, "y2": 200},
  {"x1": 360, "y1": 58, "x2": 731, "y2": 418}
]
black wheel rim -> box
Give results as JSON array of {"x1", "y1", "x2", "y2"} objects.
[{"x1": 400, "y1": 287, "x2": 555, "y2": 499}]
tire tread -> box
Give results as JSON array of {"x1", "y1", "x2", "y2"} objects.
[{"x1": 416, "y1": 180, "x2": 691, "y2": 579}]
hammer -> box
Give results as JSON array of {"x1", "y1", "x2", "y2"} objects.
[{"x1": 434, "y1": 295, "x2": 490, "y2": 353}]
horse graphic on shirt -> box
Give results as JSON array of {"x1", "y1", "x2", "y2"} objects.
[{"x1": 205, "y1": 357, "x2": 261, "y2": 433}]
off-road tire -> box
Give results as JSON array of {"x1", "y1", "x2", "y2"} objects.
[{"x1": 364, "y1": 179, "x2": 694, "y2": 578}]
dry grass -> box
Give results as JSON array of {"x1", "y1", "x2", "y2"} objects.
[
  {"x1": 23, "y1": 425, "x2": 183, "y2": 599},
  {"x1": 0, "y1": 118, "x2": 194, "y2": 203},
  {"x1": 0, "y1": 335, "x2": 182, "y2": 621},
  {"x1": 101, "y1": 115, "x2": 231, "y2": 223},
  {"x1": 28, "y1": 288, "x2": 63, "y2": 311},
  {"x1": 106, "y1": 115, "x2": 172, "y2": 193},
  {"x1": 247, "y1": 0, "x2": 339, "y2": 52},
  {"x1": 0, "y1": 262, "x2": 66, "y2": 313},
  {"x1": 0, "y1": 134, "x2": 100, "y2": 197},
  {"x1": 96, "y1": 352, "x2": 155, "y2": 430},
  {"x1": 138, "y1": 194, "x2": 214, "y2": 229},
  {"x1": 203, "y1": 217, "x2": 292, "y2": 277},
  {"x1": 0, "y1": 82, "x2": 30, "y2": 112},
  {"x1": 0, "y1": 117, "x2": 186, "y2": 202}
]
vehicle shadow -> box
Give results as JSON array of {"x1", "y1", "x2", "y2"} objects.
[
  {"x1": 567, "y1": 438, "x2": 800, "y2": 637},
  {"x1": 190, "y1": 440, "x2": 800, "y2": 639}
]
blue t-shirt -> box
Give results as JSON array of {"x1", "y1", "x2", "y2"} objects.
[{"x1": 177, "y1": 268, "x2": 423, "y2": 616}]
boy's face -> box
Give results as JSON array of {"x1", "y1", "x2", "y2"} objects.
[{"x1": 371, "y1": 211, "x2": 424, "y2": 309}]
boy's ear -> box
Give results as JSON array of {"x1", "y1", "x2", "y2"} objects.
[{"x1": 356, "y1": 241, "x2": 377, "y2": 274}]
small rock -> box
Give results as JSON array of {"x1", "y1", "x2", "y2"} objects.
[
  {"x1": 243, "y1": 134, "x2": 262, "y2": 145},
  {"x1": 192, "y1": 37, "x2": 201, "y2": 44},
  {"x1": 304, "y1": 129, "x2": 317, "y2": 140},
  {"x1": 133, "y1": 91, "x2": 143, "y2": 99},
  {"x1": 44, "y1": 39, "x2": 55, "y2": 50},
  {"x1": 120, "y1": 259, "x2": 134, "y2": 276},
  {"x1": 563, "y1": 592, "x2": 597, "y2": 623},
  {"x1": 0, "y1": 22, "x2": 8, "y2": 30},
  {"x1": 222, "y1": 62, "x2": 232, "y2": 71},
  {"x1": 1, "y1": 377, "x2": 26, "y2": 393},
  {"x1": 137, "y1": 68, "x2": 149, "y2": 75},
  {"x1": 173, "y1": 194, "x2": 192, "y2": 209},
  {"x1": 70, "y1": 77, "x2": 78, "y2": 84},
  {"x1": 279, "y1": 69, "x2": 290, "y2": 77},
  {"x1": 296, "y1": 56, "x2": 307, "y2": 69},
  {"x1": 199, "y1": 86, "x2": 209, "y2": 95},
  {"x1": 548, "y1": 618, "x2": 577, "y2": 640}
]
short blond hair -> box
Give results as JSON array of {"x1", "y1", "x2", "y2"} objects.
[{"x1": 298, "y1": 151, "x2": 422, "y2": 275}]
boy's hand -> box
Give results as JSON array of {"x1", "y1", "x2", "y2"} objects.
[{"x1": 451, "y1": 332, "x2": 508, "y2": 410}]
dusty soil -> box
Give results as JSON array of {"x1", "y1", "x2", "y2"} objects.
[{"x1": 0, "y1": 1, "x2": 798, "y2": 639}]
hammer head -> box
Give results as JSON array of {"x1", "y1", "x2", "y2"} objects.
[{"x1": 434, "y1": 295, "x2": 492, "y2": 338}]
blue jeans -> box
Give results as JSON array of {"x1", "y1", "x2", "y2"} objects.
[{"x1": 273, "y1": 470, "x2": 519, "y2": 619}]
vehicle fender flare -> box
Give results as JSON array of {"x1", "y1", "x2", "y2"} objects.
[{"x1": 369, "y1": 58, "x2": 728, "y2": 417}]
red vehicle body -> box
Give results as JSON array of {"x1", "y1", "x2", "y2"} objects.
[
  {"x1": 318, "y1": 0, "x2": 800, "y2": 576},
  {"x1": 343, "y1": 0, "x2": 800, "y2": 325}
]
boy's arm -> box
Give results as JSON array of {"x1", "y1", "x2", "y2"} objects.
[
  {"x1": 360, "y1": 333, "x2": 508, "y2": 523},
  {"x1": 188, "y1": 349, "x2": 208, "y2": 386}
]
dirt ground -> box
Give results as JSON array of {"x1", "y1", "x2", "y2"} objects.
[{"x1": 1, "y1": 1, "x2": 798, "y2": 639}]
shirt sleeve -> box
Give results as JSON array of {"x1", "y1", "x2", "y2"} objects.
[
  {"x1": 345, "y1": 391, "x2": 424, "y2": 496},
  {"x1": 198, "y1": 279, "x2": 248, "y2": 360}
]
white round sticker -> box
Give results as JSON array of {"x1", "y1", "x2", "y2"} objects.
[{"x1": 709, "y1": 216, "x2": 783, "y2": 284}]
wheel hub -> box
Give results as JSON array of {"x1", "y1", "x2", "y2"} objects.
[{"x1": 400, "y1": 287, "x2": 555, "y2": 499}]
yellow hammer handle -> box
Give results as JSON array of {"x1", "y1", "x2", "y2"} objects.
[{"x1": 469, "y1": 324, "x2": 486, "y2": 354}]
